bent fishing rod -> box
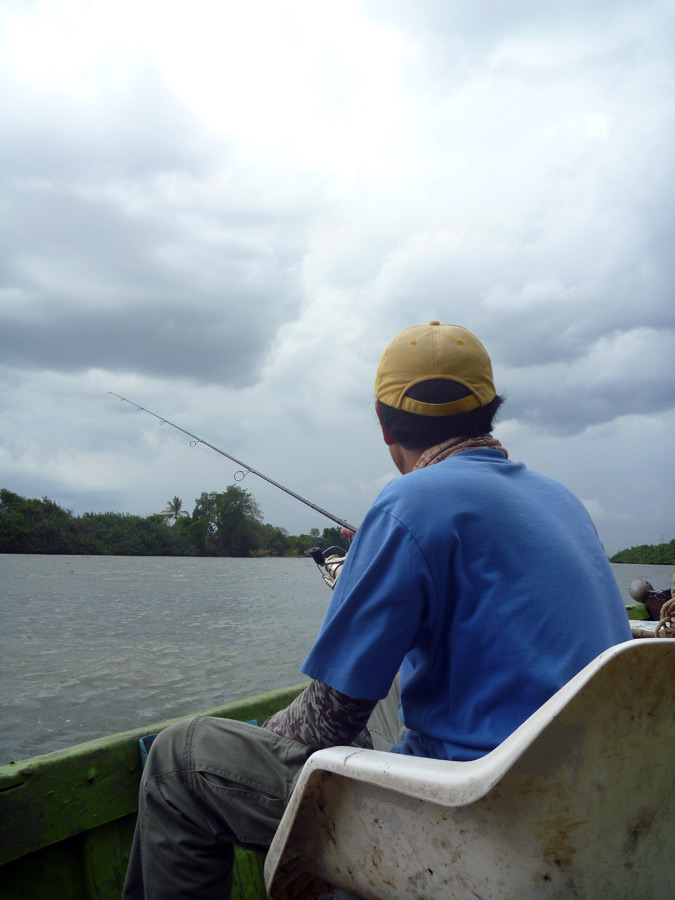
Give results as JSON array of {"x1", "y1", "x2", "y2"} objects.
[{"x1": 109, "y1": 392, "x2": 357, "y2": 534}]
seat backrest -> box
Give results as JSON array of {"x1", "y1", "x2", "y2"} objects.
[{"x1": 265, "y1": 639, "x2": 675, "y2": 900}]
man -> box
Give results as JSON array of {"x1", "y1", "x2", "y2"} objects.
[{"x1": 123, "y1": 322, "x2": 631, "y2": 899}]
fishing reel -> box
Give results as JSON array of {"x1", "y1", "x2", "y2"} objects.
[{"x1": 308, "y1": 546, "x2": 347, "y2": 590}]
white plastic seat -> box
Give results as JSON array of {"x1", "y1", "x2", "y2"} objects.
[{"x1": 265, "y1": 639, "x2": 675, "y2": 899}]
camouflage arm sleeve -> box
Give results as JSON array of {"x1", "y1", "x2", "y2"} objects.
[{"x1": 261, "y1": 679, "x2": 376, "y2": 750}]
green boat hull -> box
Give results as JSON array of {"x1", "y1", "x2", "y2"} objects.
[{"x1": 0, "y1": 684, "x2": 308, "y2": 900}]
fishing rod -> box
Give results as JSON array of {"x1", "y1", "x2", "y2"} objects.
[{"x1": 108, "y1": 392, "x2": 358, "y2": 533}]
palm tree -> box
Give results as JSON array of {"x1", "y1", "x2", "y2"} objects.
[{"x1": 161, "y1": 496, "x2": 189, "y2": 524}]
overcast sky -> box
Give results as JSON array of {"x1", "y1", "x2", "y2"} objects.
[{"x1": 1, "y1": 0, "x2": 674, "y2": 558}]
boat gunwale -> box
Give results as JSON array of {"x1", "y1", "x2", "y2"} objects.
[{"x1": 0, "y1": 682, "x2": 308, "y2": 866}]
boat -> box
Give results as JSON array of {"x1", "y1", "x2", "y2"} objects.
[
  {"x1": 4, "y1": 638, "x2": 675, "y2": 900},
  {"x1": 3, "y1": 572, "x2": 674, "y2": 899},
  {"x1": 0, "y1": 684, "x2": 306, "y2": 900}
]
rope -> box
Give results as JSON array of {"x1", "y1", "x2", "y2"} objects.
[{"x1": 655, "y1": 580, "x2": 675, "y2": 638}]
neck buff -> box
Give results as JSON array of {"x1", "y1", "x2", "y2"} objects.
[{"x1": 414, "y1": 435, "x2": 508, "y2": 470}]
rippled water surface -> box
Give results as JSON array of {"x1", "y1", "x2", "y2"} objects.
[
  {"x1": 1, "y1": 555, "x2": 672, "y2": 764},
  {"x1": 1, "y1": 555, "x2": 328, "y2": 763}
]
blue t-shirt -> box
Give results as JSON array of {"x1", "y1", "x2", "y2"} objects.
[{"x1": 302, "y1": 450, "x2": 632, "y2": 761}]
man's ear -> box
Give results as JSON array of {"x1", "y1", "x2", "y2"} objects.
[{"x1": 375, "y1": 400, "x2": 396, "y2": 446}]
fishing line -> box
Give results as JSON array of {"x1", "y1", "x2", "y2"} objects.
[
  {"x1": 190, "y1": 438, "x2": 338, "y2": 531},
  {"x1": 136, "y1": 418, "x2": 320, "y2": 526},
  {"x1": 109, "y1": 392, "x2": 357, "y2": 533}
]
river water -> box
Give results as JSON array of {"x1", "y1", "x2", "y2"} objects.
[{"x1": 1, "y1": 555, "x2": 673, "y2": 765}]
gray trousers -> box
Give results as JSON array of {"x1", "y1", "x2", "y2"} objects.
[{"x1": 122, "y1": 682, "x2": 403, "y2": 900}]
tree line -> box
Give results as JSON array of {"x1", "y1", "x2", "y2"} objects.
[
  {"x1": 609, "y1": 539, "x2": 675, "y2": 565},
  {"x1": 0, "y1": 488, "x2": 349, "y2": 557}
]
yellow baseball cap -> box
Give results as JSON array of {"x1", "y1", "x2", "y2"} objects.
[{"x1": 374, "y1": 322, "x2": 496, "y2": 416}]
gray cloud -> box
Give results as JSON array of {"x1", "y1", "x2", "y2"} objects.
[
  {"x1": 0, "y1": 56, "x2": 310, "y2": 384},
  {"x1": 0, "y1": 176, "x2": 305, "y2": 382},
  {"x1": 2, "y1": 304, "x2": 281, "y2": 385},
  {"x1": 0, "y1": 0, "x2": 673, "y2": 553},
  {"x1": 499, "y1": 327, "x2": 675, "y2": 434},
  {"x1": 1, "y1": 57, "x2": 213, "y2": 180},
  {"x1": 364, "y1": 0, "x2": 665, "y2": 56}
]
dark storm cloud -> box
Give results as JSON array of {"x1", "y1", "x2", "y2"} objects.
[
  {"x1": 447, "y1": 319, "x2": 672, "y2": 438},
  {"x1": 0, "y1": 57, "x2": 307, "y2": 383},
  {"x1": 0, "y1": 173, "x2": 303, "y2": 381},
  {"x1": 0, "y1": 0, "x2": 673, "y2": 553},
  {"x1": 2, "y1": 302, "x2": 281, "y2": 385},
  {"x1": 359, "y1": 192, "x2": 675, "y2": 435}
]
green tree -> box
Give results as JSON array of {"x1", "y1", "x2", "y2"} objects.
[
  {"x1": 192, "y1": 486, "x2": 263, "y2": 556},
  {"x1": 260, "y1": 523, "x2": 291, "y2": 556},
  {"x1": 77, "y1": 511, "x2": 193, "y2": 556},
  {"x1": 610, "y1": 540, "x2": 675, "y2": 565},
  {"x1": 0, "y1": 489, "x2": 35, "y2": 552},
  {"x1": 0, "y1": 489, "x2": 77, "y2": 554},
  {"x1": 161, "y1": 496, "x2": 189, "y2": 524},
  {"x1": 320, "y1": 526, "x2": 350, "y2": 552},
  {"x1": 0, "y1": 486, "x2": 351, "y2": 558},
  {"x1": 287, "y1": 527, "x2": 323, "y2": 557}
]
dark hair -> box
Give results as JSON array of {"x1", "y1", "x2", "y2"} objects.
[{"x1": 377, "y1": 379, "x2": 505, "y2": 450}]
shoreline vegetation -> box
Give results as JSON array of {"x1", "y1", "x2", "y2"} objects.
[
  {"x1": 0, "y1": 488, "x2": 349, "y2": 558},
  {"x1": 2, "y1": 488, "x2": 673, "y2": 563},
  {"x1": 608, "y1": 541, "x2": 675, "y2": 565}
]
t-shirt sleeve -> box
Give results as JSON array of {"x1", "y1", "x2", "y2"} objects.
[{"x1": 302, "y1": 499, "x2": 434, "y2": 701}]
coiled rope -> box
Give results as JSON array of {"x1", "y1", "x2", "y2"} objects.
[{"x1": 655, "y1": 577, "x2": 675, "y2": 638}]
